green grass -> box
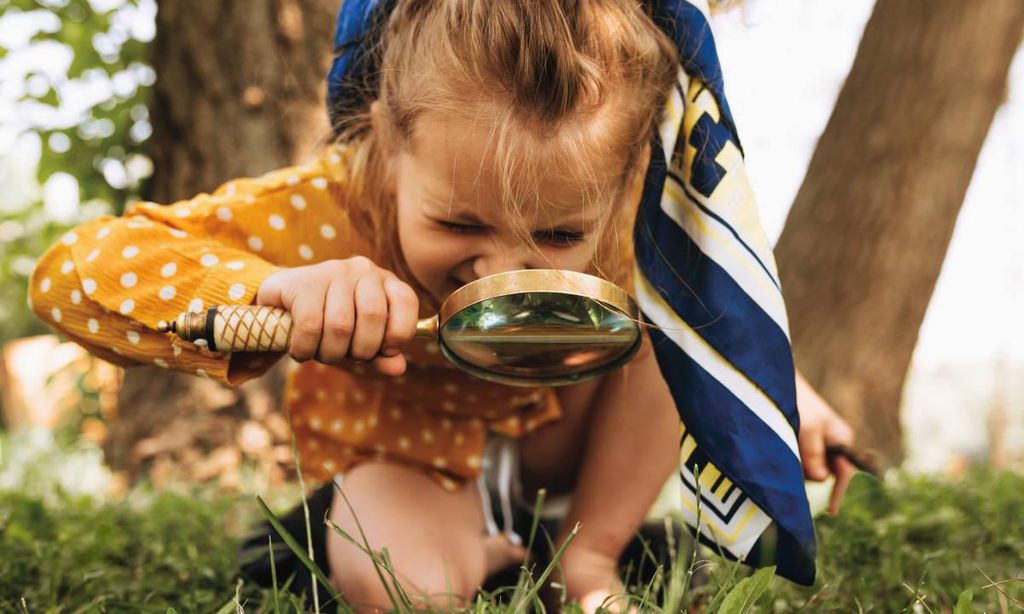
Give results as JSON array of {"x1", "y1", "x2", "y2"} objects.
[{"x1": 1, "y1": 446, "x2": 1022, "y2": 612}]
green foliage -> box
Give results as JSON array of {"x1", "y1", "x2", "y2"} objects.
[
  {"x1": 751, "y1": 471, "x2": 1024, "y2": 612},
  {"x1": 0, "y1": 0, "x2": 154, "y2": 342},
  {"x1": 2, "y1": 467, "x2": 1024, "y2": 611},
  {"x1": 0, "y1": 488, "x2": 249, "y2": 611}
]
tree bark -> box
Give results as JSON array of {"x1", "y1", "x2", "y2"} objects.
[
  {"x1": 107, "y1": 0, "x2": 339, "y2": 484},
  {"x1": 775, "y1": 0, "x2": 1024, "y2": 464}
]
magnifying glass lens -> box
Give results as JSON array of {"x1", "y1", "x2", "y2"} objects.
[{"x1": 439, "y1": 291, "x2": 640, "y2": 386}]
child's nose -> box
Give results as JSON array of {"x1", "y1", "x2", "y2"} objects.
[{"x1": 471, "y1": 246, "x2": 531, "y2": 280}]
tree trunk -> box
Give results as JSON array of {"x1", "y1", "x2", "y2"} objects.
[
  {"x1": 106, "y1": 0, "x2": 338, "y2": 485},
  {"x1": 775, "y1": 0, "x2": 1024, "y2": 464}
]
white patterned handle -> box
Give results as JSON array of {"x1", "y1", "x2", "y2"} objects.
[{"x1": 158, "y1": 306, "x2": 292, "y2": 352}]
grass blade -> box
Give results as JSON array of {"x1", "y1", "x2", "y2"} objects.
[{"x1": 255, "y1": 495, "x2": 339, "y2": 604}]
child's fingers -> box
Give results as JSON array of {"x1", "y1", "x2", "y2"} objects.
[
  {"x1": 255, "y1": 269, "x2": 287, "y2": 307},
  {"x1": 350, "y1": 274, "x2": 388, "y2": 360},
  {"x1": 287, "y1": 285, "x2": 328, "y2": 362},
  {"x1": 381, "y1": 276, "x2": 419, "y2": 356},
  {"x1": 370, "y1": 353, "x2": 407, "y2": 376},
  {"x1": 318, "y1": 277, "x2": 356, "y2": 364},
  {"x1": 799, "y1": 425, "x2": 829, "y2": 481},
  {"x1": 827, "y1": 455, "x2": 857, "y2": 515}
]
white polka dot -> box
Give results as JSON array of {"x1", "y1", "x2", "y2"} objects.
[
  {"x1": 312, "y1": 177, "x2": 328, "y2": 190},
  {"x1": 154, "y1": 358, "x2": 169, "y2": 368},
  {"x1": 247, "y1": 236, "x2": 264, "y2": 251},
  {"x1": 200, "y1": 253, "x2": 219, "y2": 267},
  {"x1": 120, "y1": 272, "x2": 137, "y2": 288},
  {"x1": 286, "y1": 174, "x2": 300, "y2": 186},
  {"x1": 225, "y1": 261, "x2": 245, "y2": 271},
  {"x1": 228, "y1": 283, "x2": 245, "y2": 301},
  {"x1": 320, "y1": 224, "x2": 336, "y2": 240},
  {"x1": 159, "y1": 285, "x2": 176, "y2": 300},
  {"x1": 119, "y1": 299, "x2": 134, "y2": 315},
  {"x1": 309, "y1": 416, "x2": 322, "y2": 431},
  {"x1": 172, "y1": 346, "x2": 182, "y2": 357},
  {"x1": 40, "y1": 278, "x2": 51, "y2": 293},
  {"x1": 454, "y1": 433, "x2": 465, "y2": 446},
  {"x1": 96, "y1": 227, "x2": 111, "y2": 240},
  {"x1": 60, "y1": 260, "x2": 74, "y2": 275},
  {"x1": 441, "y1": 400, "x2": 456, "y2": 412},
  {"x1": 330, "y1": 419, "x2": 343, "y2": 433},
  {"x1": 432, "y1": 457, "x2": 447, "y2": 469},
  {"x1": 298, "y1": 244, "x2": 314, "y2": 261},
  {"x1": 51, "y1": 307, "x2": 62, "y2": 322},
  {"x1": 268, "y1": 214, "x2": 285, "y2": 230},
  {"x1": 121, "y1": 246, "x2": 139, "y2": 259},
  {"x1": 169, "y1": 228, "x2": 187, "y2": 239},
  {"x1": 196, "y1": 368, "x2": 208, "y2": 378},
  {"x1": 70, "y1": 289, "x2": 81, "y2": 305},
  {"x1": 328, "y1": 152, "x2": 341, "y2": 165},
  {"x1": 466, "y1": 455, "x2": 482, "y2": 469},
  {"x1": 86, "y1": 248, "x2": 100, "y2": 263},
  {"x1": 289, "y1": 194, "x2": 307, "y2": 211},
  {"x1": 174, "y1": 207, "x2": 190, "y2": 218},
  {"x1": 398, "y1": 437, "x2": 411, "y2": 451},
  {"x1": 323, "y1": 459, "x2": 336, "y2": 472},
  {"x1": 188, "y1": 298, "x2": 203, "y2": 313},
  {"x1": 126, "y1": 331, "x2": 140, "y2": 345},
  {"x1": 352, "y1": 389, "x2": 366, "y2": 403},
  {"x1": 87, "y1": 318, "x2": 99, "y2": 334},
  {"x1": 161, "y1": 262, "x2": 176, "y2": 277},
  {"x1": 61, "y1": 232, "x2": 78, "y2": 246},
  {"x1": 82, "y1": 279, "x2": 97, "y2": 295},
  {"x1": 421, "y1": 429, "x2": 434, "y2": 443},
  {"x1": 216, "y1": 207, "x2": 233, "y2": 221}
]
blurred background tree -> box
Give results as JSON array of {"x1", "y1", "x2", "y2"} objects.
[
  {"x1": 0, "y1": 0, "x2": 155, "y2": 342},
  {"x1": 105, "y1": 0, "x2": 339, "y2": 482},
  {"x1": 776, "y1": 0, "x2": 1024, "y2": 464}
]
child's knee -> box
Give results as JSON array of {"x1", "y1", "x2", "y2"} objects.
[{"x1": 331, "y1": 556, "x2": 484, "y2": 611}]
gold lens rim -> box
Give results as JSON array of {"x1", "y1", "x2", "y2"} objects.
[{"x1": 438, "y1": 269, "x2": 638, "y2": 325}]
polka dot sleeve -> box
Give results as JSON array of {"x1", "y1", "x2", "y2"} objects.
[{"x1": 28, "y1": 146, "x2": 364, "y2": 386}]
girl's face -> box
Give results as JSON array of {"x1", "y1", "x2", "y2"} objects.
[{"x1": 391, "y1": 112, "x2": 638, "y2": 303}]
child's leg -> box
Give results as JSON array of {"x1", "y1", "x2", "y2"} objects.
[{"x1": 326, "y1": 461, "x2": 510, "y2": 611}]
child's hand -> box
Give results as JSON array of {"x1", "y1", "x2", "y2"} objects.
[
  {"x1": 255, "y1": 256, "x2": 419, "y2": 376},
  {"x1": 795, "y1": 370, "x2": 857, "y2": 515},
  {"x1": 558, "y1": 545, "x2": 633, "y2": 614}
]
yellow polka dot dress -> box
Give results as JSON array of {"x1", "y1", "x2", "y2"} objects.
[{"x1": 29, "y1": 145, "x2": 561, "y2": 489}]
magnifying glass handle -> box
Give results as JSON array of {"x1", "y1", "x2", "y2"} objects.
[{"x1": 157, "y1": 306, "x2": 438, "y2": 352}]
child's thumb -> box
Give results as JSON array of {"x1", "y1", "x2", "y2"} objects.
[{"x1": 370, "y1": 353, "x2": 406, "y2": 377}]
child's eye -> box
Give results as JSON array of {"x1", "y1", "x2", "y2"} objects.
[
  {"x1": 534, "y1": 229, "x2": 585, "y2": 248},
  {"x1": 438, "y1": 220, "x2": 483, "y2": 234}
]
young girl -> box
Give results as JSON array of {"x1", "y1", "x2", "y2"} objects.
[{"x1": 29, "y1": 0, "x2": 854, "y2": 610}]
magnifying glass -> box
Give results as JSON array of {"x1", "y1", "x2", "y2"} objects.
[{"x1": 157, "y1": 269, "x2": 642, "y2": 387}]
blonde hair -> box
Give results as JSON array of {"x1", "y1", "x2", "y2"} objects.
[{"x1": 332, "y1": 0, "x2": 679, "y2": 287}]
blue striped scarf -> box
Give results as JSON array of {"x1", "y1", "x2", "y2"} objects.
[{"x1": 327, "y1": 0, "x2": 815, "y2": 585}]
